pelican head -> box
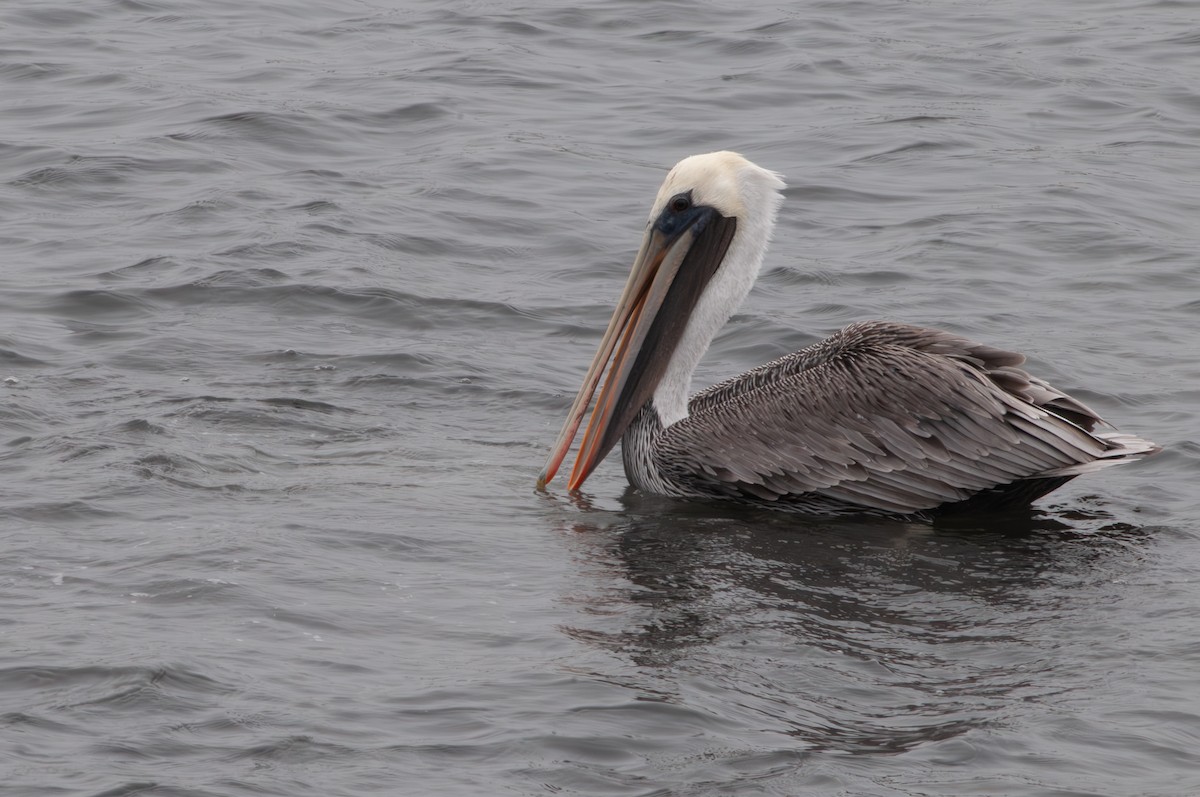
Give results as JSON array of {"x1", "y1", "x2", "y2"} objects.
[{"x1": 538, "y1": 151, "x2": 786, "y2": 491}]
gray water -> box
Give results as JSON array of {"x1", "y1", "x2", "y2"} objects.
[{"x1": 2, "y1": 1, "x2": 1199, "y2": 795}]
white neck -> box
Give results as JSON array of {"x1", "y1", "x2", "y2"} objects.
[{"x1": 651, "y1": 174, "x2": 783, "y2": 426}]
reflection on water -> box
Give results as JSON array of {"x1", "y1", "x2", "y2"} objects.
[{"x1": 558, "y1": 490, "x2": 1155, "y2": 756}]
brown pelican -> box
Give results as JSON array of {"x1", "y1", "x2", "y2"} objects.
[{"x1": 537, "y1": 151, "x2": 1158, "y2": 519}]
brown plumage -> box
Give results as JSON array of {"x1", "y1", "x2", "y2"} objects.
[{"x1": 626, "y1": 321, "x2": 1157, "y2": 519}]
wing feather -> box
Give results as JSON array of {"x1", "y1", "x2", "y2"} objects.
[{"x1": 656, "y1": 322, "x2": 1151, "y2": 515}]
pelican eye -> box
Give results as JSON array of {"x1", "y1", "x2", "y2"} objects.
[{"x1": 669, "y1": 194, "x2": 691, "y2": 213}]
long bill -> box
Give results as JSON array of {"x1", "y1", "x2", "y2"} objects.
[{"x1": 537, "y1": 209, "x2": 736, "y2": 491}]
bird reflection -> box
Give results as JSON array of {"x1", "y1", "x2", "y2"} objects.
[{"x1": 554, "y1": 490, "x2": 1155, "y2": 755}]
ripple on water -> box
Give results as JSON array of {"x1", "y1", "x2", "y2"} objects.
[{"x1": 1, "y1": 0, "x2": 1198, "y2": 795}]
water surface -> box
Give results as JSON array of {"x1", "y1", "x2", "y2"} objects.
[{"x1": 2, "y1": 1, "x2": 1199, "y2": 795}]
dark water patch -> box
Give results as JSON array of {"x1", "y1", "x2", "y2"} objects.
[
  {"x1": 114, "y1": 273, "x2": 381, "y2": 312},
  {"x1": 495, "y1": 19, "x2": 548, "y2": 37},
  {"x1": 140, "y1": 197, "x2": 242, "y2": 225},
  {"x1": 0, "y1": 61, "x2": 72, "y2": 81},
  {"x1": 2, "y1": 101, "x2": 73, "y2": 128},
  {"x1": 853, "y1": 138, "x2": 974, "y2": 163},
  {"x1": 10, "y1": 155, "x2": 231, "y2": 191},
  {"x1": 132, "y1": 453, "x2": 261, "y2": 492},
  {"x1": 156, "y1": 395, "x2": 361, "y2": 431},
  {"x1": 257, "y1": 607, "x2": 365, "y2": 637},
  {"x1": 875, "y1": 114, "x2": 960, "y2": 125},
  {"x1": 218, "y1": 66, "x2": 313, "y2": 87},
  {"x1": 111, "y1": 0, "x2": 178, "y2": 12},
  {"x1": 288, "y1": 199, "x2": 341, "y2": 214},
  {"x1": 0, "y1": 500, "x2": 129, "y2": 522},
  {"x1": 332, "y1": 102, "x2": 452, "y2": 131},
  {"x1": 192, "y1": 111, "x2": 353, "y2": 157},
  {"x1": 182, "y1": 267, "x2": 290, "y2": 289},
  {"x1": 62, "y1": 72, "x2": 129, "y2": 90},
  {"x1": 278, "y1": 168, "x2": 375, "y2": 191},
  {"x1": 1160, "y1": 28, "x2": 1200, "y2": 46},
  {"x1": 359, "y1": 231, "x2": 448, "y2": 256},
  {"x1": 127, "y1": 280, "x2": 543, "y2": 335},
  {"x1": 0, "y1": 142, "x2": 61, "y2": 178},
  {"x1": 211, "y1": 240, "x2": 330, "y2": 262},
  {"x1": 714, "y1": 31, "x2": 791, "y2": 58},
  {"x1": 1143, "y1": 445, "x2": 1200, "y2": 476},
  {"x1": 257, "y1": 396, "x2": 346, "y2": 414},
  {"x1": 0, "y1": 346, "x2": 46, "y2": 367},
  {"x1": 112, "y1": 574, "x2": 246, "y2": 606},
  {"x1": 337, "y1": 372, "x2": 513, "y2": 410},
  {"x1": 97, "y1": 256, "x2": 192, "y2": 284},
  {"x1": 789, "y1": 183, "x2": 910, "y2": 206},
  {"x1": 330, "y1": 351, "x2": 447, "y2": 374},
  {"x1": 9, "y1": 7, "x2": 101, "y2": 28},
  {"x1": 239, "y1": 347, "x2": 313, "y2": 365},
  {"x1": 296, "y1": 524, "x2": 451, "y2": 558},
  {"x1": 749, "y1": 18, "x2": 806, "y2": 35},
  {"x1": 300, "y1": 16, "x2": 407, "y2": 39},
  {"x1": 119, "y1": 418, "x2": 168, "y2": 435},
  {"x1": 45, "y1": 289, "x2": 158, "y2": 319},
  {"x1": 413, "y1": 57, "x2": 561, "y2": 92},
  {"x1": 1, "y1": 663, "x2": 228, "y2": 709},
  {"x1": 843, "y1": 268, "x2": 916, "y2": 287},
  {"x1": 88, "y1": 742, "x2": 158, "y2": 762},
  {"x1": 85, "y1": 782, "x2": 170, "y2": 797},
  {"x1": 228, "y1": 734, "x2": 355, "y2": 763}
]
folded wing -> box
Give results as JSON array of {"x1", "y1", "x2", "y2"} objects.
[{"x1": 657, "y1": 322, "x2": 1157, "y2": 515}]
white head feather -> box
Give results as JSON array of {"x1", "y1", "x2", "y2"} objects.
[{"x1": 647, "y1": 152, "x2": 786, "y2": 426}]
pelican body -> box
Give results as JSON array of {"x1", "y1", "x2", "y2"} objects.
[{"x1": 538, "y1": 152, "x2": 1158, "y2": 520}]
